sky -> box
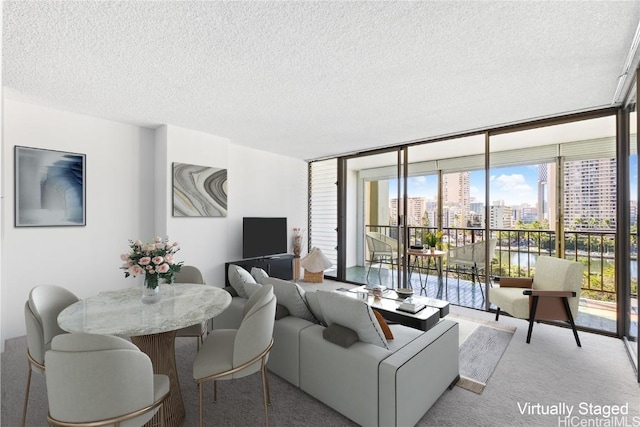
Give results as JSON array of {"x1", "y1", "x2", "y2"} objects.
[{"x1": 391, "y1": 156, "x2": 638, "y2": 206}]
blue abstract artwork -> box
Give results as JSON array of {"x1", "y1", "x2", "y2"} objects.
[
  {"x1": 172, "y1": 162, "x2": 227, "y2": 217},
  {"x1": 15, "y1": 146, "x2": 86, "y2": 226}
]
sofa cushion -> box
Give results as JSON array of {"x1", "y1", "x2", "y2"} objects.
[
  {"x1": 316, "y1": 291, "x2": 388, "y2": 349},
  {"x1": 260, "y1": 277, "x2": 317, "y2": 323},
  {"x1": 227, "y1": 264, "x2": 256, "y2": 298},
  {"x1": 304, "y1": 291, "x2": 326, "y2": 326},
  {"x1": 322, "y1": 323, "x2": 359, "y2": 348}
]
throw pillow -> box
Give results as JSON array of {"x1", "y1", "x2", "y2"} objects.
[
  {"x1": 322, "y1": 323, "x2": 359, "y2": 348},
  {"x1": 304, "y1": 291, "x2": 326, "y2": 326},
  {"x1": 316, "y1": 291, "x2": 388, "y2": 349},
  {"x1": 251, "y1": 267, "x2": 269, "y2": 282},
  {"x1": 227, "y1": 264, "x2": 256, "y2": 298},
  {"x1": 260, "y1": 277, "x2": 317, "y2": 323},
  {"x1": 373, "y1": 310, "x2": 394, "y2": 340}
]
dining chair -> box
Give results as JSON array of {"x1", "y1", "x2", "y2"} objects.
[
  {"x1": 45, "y1": 332, "x2": 170, "y2": 427},
  {"x1": 490, "y1": 256, "x2": 584, "y2": 346},
  {"x1": 174, "y1": 265, "x2": 208, "y2": 350},
  {"x1": 22, "y1": 284, "x2": 79, "y2": 427},
  {"x1": 193, "y1": 284, "x2": 277, "y2": 427}
]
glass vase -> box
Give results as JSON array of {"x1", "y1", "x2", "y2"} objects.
[{"x1": 141, "y1": 276, "x2": 161, "y2": 304}]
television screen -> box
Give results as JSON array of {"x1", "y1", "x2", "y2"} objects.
[{"x1": 242, "y1": 217, "x2": 288, "y2": 259}]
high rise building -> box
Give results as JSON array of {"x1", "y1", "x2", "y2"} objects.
[
  {"x1": 563, "y1": 158, "x2": 617, "y2": 229},
  {"x1": 442, "y1": 172, "x2": 470, "y2": 227}
]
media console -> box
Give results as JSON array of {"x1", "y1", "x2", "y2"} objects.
[{"x1": 225, "y1": 254, "x2": 294, "y2": 286}]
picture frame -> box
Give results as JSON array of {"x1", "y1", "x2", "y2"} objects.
[
  {"x1": 172, "y1": 162, "x2": 228, "y2": 217},
  {"x1": 14, "y1": 146, "x2": 86, "y2": 227}
]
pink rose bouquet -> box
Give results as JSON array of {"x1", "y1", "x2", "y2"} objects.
[{"x1": 121, "y1": 236, "x2": 183, "y2": 289}]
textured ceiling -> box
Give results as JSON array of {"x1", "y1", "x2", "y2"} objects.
[{"x1": 4, "y1": 1, "x2": 640, "y2": 160}]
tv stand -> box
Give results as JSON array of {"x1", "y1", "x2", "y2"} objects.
[{"x1": 225, "y1": 254, "x2": 294, "y2": 286}]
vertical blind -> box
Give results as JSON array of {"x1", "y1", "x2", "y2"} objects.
[{"x1": 309, "y1": 159, "x2": 338, "y2": 274}]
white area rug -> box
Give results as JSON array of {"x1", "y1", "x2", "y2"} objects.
[{"x1": 448, "y1": 312, "x2": 516, "y2": 394}]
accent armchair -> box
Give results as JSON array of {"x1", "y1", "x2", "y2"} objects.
[{"x1": 490, "y1": 256, "x2": 584, "y2": 346}]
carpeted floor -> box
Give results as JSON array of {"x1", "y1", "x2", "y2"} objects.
[{"x1": 3, "y1": 300, "x2": 639, "y2": 427}]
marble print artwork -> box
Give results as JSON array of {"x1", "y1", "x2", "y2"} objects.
[{"x1": 172, "y1": 162, "x2": 227, "y2": 217}]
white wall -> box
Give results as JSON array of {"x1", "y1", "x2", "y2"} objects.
[{"x1": 1, "y1": 100, "x2": 308, "y2": 349}]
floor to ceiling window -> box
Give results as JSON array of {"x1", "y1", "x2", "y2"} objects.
[
  {"x1": 489, "y1": 115, "x2": 619, "y2": 334},
  {"x1": 308, "y1": 109, "x2": 634, "y2": 340}
]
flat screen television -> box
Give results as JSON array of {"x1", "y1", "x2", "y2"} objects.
[{"x1": 242, "y1": 217, "x2": 288, "y2": 259}]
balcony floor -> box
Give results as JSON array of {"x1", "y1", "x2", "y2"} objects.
[{"x1": 343, "y1": 265, "x2": 633, "y2": 335}]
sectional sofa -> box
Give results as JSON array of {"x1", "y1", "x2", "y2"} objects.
[{"x1": 214, "y1": 266, "x2": 460, "y2": 427}]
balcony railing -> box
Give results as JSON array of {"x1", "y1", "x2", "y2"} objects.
[{"x1": 365, "y1": 224, "x2": 633, "y2": 301}]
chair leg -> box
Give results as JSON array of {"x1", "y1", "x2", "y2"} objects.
[
  {"x1": 526, "y1": 296, "x2": 540, "y2": 344},
  {"x1": 160, "y1": 401, "x2": 165, "y2": 427},
  {"x1": 213, "y1": 380, "x2": 218, "y2": 403},
  {"x1": 198, "y1": 383, "x2": 204, "y2": 427},
  {"x1": 21, "y1": 363, "x2": 32, "y2": 427},
  {"x1": 261, "y1": 363, "x2": 270, "y2": 427},
  {"x1": 495, "y1": 307, "x2": 501, "y2": 321},
  {"x1": 562, "y1": 297, "x2": 582, "y2": 347}
]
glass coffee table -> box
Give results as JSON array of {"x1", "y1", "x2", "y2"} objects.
[{"x1": 343, "y1": 286, "x2": 449, "y2": 331}]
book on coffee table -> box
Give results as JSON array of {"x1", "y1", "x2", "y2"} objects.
[{"x1": 397, "y1": 299, "x2": 426, "y2": 314}]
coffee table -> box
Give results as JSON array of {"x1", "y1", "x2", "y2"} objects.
[{"x1": 345, "y1": 286, "x2": 449, "y2": 331}]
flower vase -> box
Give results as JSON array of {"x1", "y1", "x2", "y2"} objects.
[
  {"x1": 141, "y1": 276, "x2": 161, "y2": 304},
  {"x1": 430, "y1": 247, "x2": 436, "y2": 254}
]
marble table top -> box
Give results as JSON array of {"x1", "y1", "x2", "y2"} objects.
[{"x1": 58, "y1": 283, "x2": 231, "y2": 337}]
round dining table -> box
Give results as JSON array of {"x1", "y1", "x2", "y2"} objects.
[{"x1": 58, "y1": 283, "x2": 231, "y2": 427}]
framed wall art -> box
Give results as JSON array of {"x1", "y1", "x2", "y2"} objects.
[
  {"x1": 14, "y1": 146, "x2": 86, "y2": 227},
  {"x1": 172, "y1": 162, "x2": 228, "y2": 217}
]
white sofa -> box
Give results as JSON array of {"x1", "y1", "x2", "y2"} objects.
[{"x1": 215, "y1": 271, "x2": 459, "y2": 427}]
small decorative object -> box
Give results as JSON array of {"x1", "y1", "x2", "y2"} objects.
[
  {"x1": 300, "y1": 247, "x2": 332, "y2": 283},
  {"x1": 371, "y1": 285, "x2": 383, "y2": 301},
  {"x1": 395, "y1": 288, "x2": 414, "y2": 299},
  {"x1": 292, "y1": 227, "x2": 304, "y2": 257},
  {"x1": 424, "y1": 231, "x2": 443, "y2": 253},
  {"x1": 121, "y1": 236, "x2": 183, "y2": 304}
]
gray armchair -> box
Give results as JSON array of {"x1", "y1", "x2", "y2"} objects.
[
  {"x1": 193, "y1": 284, "x2": 277, "y2": 427},
  {"x1": 45, "y1": 333, "x2": 170, "y2": 427},
  {"x1": 365, "y1": 232, "x2": 399, "y2": 287},
  {"x1": 174, "y1": 265, "x2": 208, "y2": 350},
  {"x1": 23, "y1": 285, "x2": 78, "y2": 427},
  {"x1": 446, "y1": 239, "x2": 496, "y2": 302}
]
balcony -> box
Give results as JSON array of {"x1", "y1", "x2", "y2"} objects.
[{"x1": 352, "y1": 225, "x2": 638, "y2": 335}]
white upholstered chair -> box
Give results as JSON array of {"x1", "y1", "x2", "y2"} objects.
[
  {"x1": 446, "y1": 239, "x2": 497, "y2": 301},
  {"x1": 490, "y1": 256, "x2": 584, "y2": 346},
  {"x1": 45, "y1": 333, "x2": 170, "y2": 427},
  {"x1": 174, "y1": 265, "x2": 208, "y2": 349},
  {"x1": 365, "y1": 232, "x2": 399, "y2": 287},
  {"x1": 193, "y1": 284, "x2": 277, "y2": 427},
  {"x1": 22, "y1": 285, "x2": 79, "y2": 427}
]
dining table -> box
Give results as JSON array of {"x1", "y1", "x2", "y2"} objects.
[{"x1": 58, "y1": 283, "x2": 232, "y2": 427}]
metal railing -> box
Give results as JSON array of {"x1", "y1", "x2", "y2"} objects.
[{"x1": 365, "y1": 224, "x2": 630, "y2": 300}]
